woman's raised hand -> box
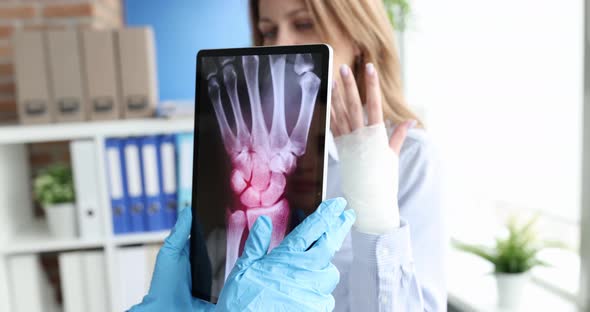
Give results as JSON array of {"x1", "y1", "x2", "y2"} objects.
[
  {"x1": 330, "y1": 63, "x2": 415, "y2": 234},
  {"x1": 329, "y1": 63, "x2": 415, "y2": 155}
]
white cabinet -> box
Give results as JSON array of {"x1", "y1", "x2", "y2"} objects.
[{"x1": 0, "y1": 118, "x2": 193, "y2": 312}]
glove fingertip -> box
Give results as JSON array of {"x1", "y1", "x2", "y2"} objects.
[
  {"x1": 175, "y1": 207, "x2": 192, "y2": 231},
  {"x1": 255, "y1": 215, "x2": 272, "y2": 231},
  {"x1": 342, "y1": 209, "x2": 356, "y2": 225},
  {"x1": 334, "y1": 198, "x2": 348, "y2": 215},
  {"x1": 239, "y1": 215, "x2": 273, "y2": 267},
  {"x1": 328, "y1": 197, "x2": 347, "y2": 207},
  {"x1": 320, "y1": 197, "x2": 347, "y2": 217},
  {"x1": 327, "y1": 210, "x2": 356, "y2": 250},
  {"x1": 332, "y1": 197, "x2": 348, "y2": 209},
  {"x1": 164, "y1": 207, "x2": 192, "y2": 250}
]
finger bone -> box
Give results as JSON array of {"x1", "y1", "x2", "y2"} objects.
[
  {"x1": 294, "y1": 53, "x2": 314, "y2": 75},
  {"x1": 269, "y1": 54, "x2": 289, "y2": 150},
  {"x1": 208, "y1": 77, "x2": 237, "y2": 151},
  {"x1": 242, "y1": 55, "x2": 269, "y2": 151},
  {"x1": 223, "y1": 65, "x2": 250, "y2": 145},
  {"x1": 291, "y1": 71, "x2": 321, "y2": 155}
]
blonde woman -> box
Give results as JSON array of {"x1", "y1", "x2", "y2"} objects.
[
  {"x1": 131, "y1": 0, "x2": 444, "y2": 311},
  {"x1": 249, "y1": 0, "x2": 446, "y2": 311}
]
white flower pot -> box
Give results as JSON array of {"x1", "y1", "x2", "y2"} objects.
[
  {"x1": 45, "y1": 202, "x2": 77, "y2": 238},
  {"x1": 495, "y1": 272, "x2": 529, "y2": 309}
]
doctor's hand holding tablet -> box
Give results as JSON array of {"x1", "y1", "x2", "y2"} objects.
[{"x1": 129, "y1": 197, "x2": 355, "y2": 312}]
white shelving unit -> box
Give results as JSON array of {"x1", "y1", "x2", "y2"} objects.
[{"x1": 0, "y1": 118, "x2": 193, "y2": 312}]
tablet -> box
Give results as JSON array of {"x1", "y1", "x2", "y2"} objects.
[{"x1": 190, "y1": 44, "x2": 333, "y2": 302}]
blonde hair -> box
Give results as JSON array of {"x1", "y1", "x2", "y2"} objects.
[{"x1": 249, "y1": 0, "x2": 423, "y2": 127}]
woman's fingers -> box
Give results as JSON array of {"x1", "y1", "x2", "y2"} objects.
[
  {"x1": 389, "y1": 120, "x2": 417, "y2": 155},
  {"x1": 365, "y1": 63, "x2": 384, "y2": 125},
  {"x1": 333, "y1": 63, "x2": 407, "y2": 147},
  {"x1": 329, "y1": 107, "x2": 340, "y2": 137},
  {"x1": 339, "y1": 64, "x2": 364, "y2": 131},
  {"x1": 329, "y1": 81, "x2": 340, "y2": 136},
  {"x1": 330, "y1": 80, "x2": 350, "y2": 136},
  {"x1": 329, "y1": 106, "x2": 341, "y2": 137}
]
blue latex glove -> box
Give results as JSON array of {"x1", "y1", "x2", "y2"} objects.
[
  {"x1": 128, "y1": 207, "x2": 215, "y2": 312},
  {"x1": 131, "y1": 198, "x2": 354, "y2": 312},
  {"x1": 216, "y1": 197, "x2": 356, "y2": 311}
]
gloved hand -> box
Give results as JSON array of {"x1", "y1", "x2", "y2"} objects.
[
  {"x1": 330, "y1": 62, "x2": 414, "y2": 234},
  {"x1": 216, "y1": 198, "x2": 356, "y2": 312},
  {"x1": 131, "y1": 198, "x2": 354, "y2": 312},
  {"x1": 128, "y1": 207, "x2": 215, "y2": 312}
]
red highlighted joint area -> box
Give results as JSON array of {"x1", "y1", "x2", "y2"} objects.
[{"x1": 230, "y1": 150, "x2": 290, "y2": 209}]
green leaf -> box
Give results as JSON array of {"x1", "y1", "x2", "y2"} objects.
[
  {"x1": 383, "y1": 0, "x2": 411, "y2": 32},
  {"x1": 452, "y1": 239, "x2": 497, "y2": 264},
  {"x1": 33, "y1": 164, "x2": 75, "y2": 206}
]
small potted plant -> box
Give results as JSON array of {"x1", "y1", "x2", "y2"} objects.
[
  {"x1": 34, "y1": 164, "x2": 77, "y2": 238},
  {"x1": 453, "y1": 216, "x2": 561, "y2": 309}
]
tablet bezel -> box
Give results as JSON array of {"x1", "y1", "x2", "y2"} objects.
[{"x1": 191, "y1": 44, "x2": 333, "y2": 300}]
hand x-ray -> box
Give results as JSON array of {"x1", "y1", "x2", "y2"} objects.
[{"x1": 191, "y1": 45, "x2": 332, "y2": 302}]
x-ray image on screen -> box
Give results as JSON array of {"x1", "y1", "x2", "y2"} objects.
[{"x1": 192, "y1": 49, "x2": 328, "y2": 302}]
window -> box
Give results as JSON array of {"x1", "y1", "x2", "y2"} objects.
[{"x1": 404, "y1": 0, "x2": 584, "y2": 300}]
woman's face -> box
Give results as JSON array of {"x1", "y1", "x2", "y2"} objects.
[
  {"x1": 258, "y1": 0, "x2": 354, "y2": 213},
  {"x1": 257, "y1": 0, "x2": 358, "y2": 83}
]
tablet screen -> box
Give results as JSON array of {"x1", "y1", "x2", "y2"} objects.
[{"x1": 191, "y1": 45, "x2": 332, "y2": 302}]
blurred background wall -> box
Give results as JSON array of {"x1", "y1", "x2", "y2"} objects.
[{"x1": 123, "y1": 0, "x2": 251, "y2": 102}]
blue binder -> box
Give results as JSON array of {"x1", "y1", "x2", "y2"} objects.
[
  {"x1": 140, "y1": 136, "x2": 167, "y2": 231},
  {"x1": 158, "y1": 135, "x2": 178, "y2": 229},
  {"x1": 105, "y1": 138, "x2": 129, "y2": 234},
  {"x1": 176, "y1": 133, "x2": 194, "y2": 214},
  {"x1": 123, "y1": 137, "x2": 146, "y2": 233}
]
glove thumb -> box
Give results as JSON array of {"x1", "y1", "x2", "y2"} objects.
[
  {"x1": 163, "y1": 207, "x2": 191, "y2": 253},
  {"x1": 237, "y1": 215, "x2": 272, "y2": 269}
]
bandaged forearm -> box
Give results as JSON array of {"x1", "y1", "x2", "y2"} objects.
[{"x1": 335, "y1": 123, "x2": 400, "y2": 234}]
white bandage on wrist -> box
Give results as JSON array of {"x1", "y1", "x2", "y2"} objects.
[{"x1": 335, "y1": 123, "x2": 400, "y2": 234}]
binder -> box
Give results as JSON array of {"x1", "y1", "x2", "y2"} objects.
[
  {"x1": 82, "y1": 251, "x2": 109, "y2": 312},
  {"x1": 59, "y1": 252, "x2": 86, "y2": 312},
  {"x1": 70, "y1": 140, "x2": 103, "y2": 239},
  {"x1": 7, "y1": 255, "x2": 46, "y2": 312},
  {"x1": 47, "y1": 30, "x2": 87, "y2": 122},
  {"x1": 116, "y1": 247, "x2": 148, "y2": 312},
  {"x1": 176, "y1": 133, "x2": 194, "y2": 213},
  {"x1": 124, "y1": 137, "x2": 146, "y2": 232},
  {"x1": 13, "y1": 31, "x2": 54, "y2": 124},
  {"x1": 159, "y1": 135, "x2": 178, "y2": 228},
  {"x1": 140, "y1": 136, "x2": 166, "y2": 231},
  {"x1": 81, "y1": 30, "x2": 122, "y2": 120},
  {"x1": 117, "y1": 27, "x2": 158, "y2": 119},
  {"x1": 105, "y1": 138, "x2": 129, "y2": 234}
]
